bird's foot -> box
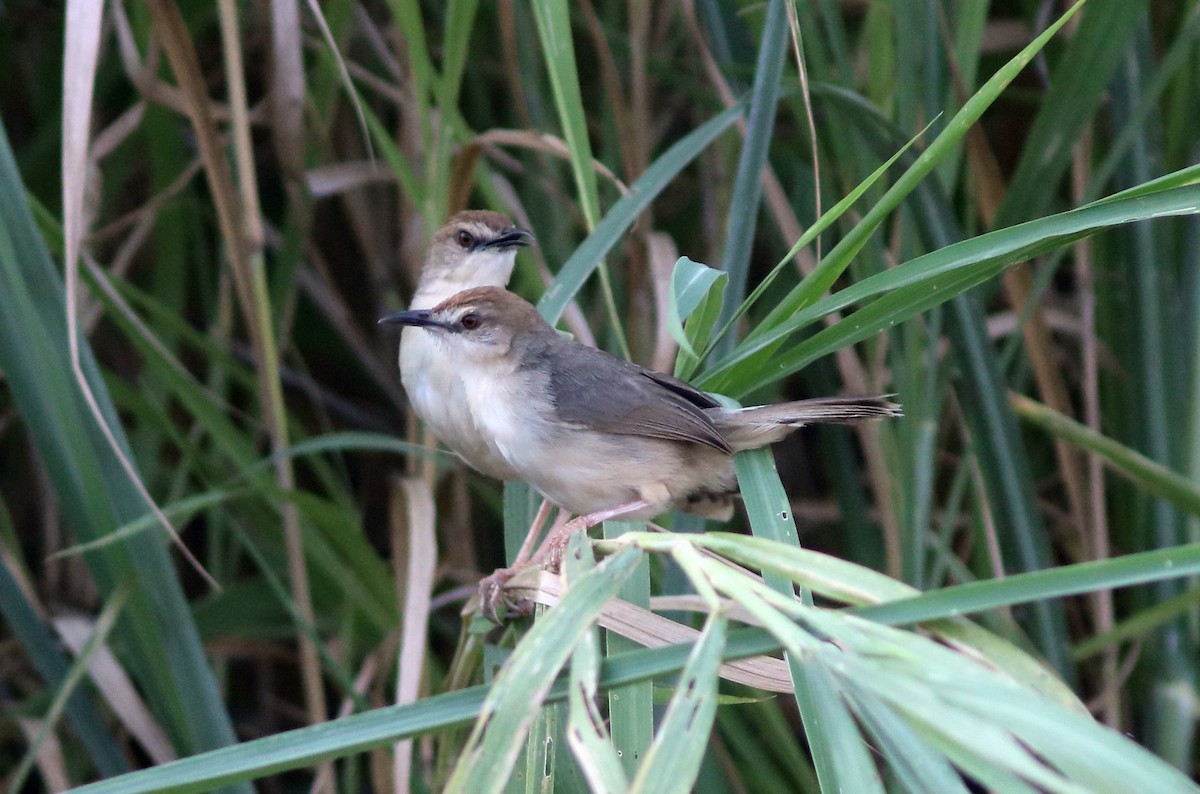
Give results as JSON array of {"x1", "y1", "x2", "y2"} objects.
[{"x1": 477, "y1": 565, "x2": 535, "y2": 622}]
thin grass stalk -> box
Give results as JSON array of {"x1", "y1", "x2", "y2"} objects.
[
  {"x1": 0, "y1": 552, "x2": 127, "y2": 776},
  {"x1": 7, "y1": 587, "x2": 130, "y2": 793},
  {"x1": 1071, "y1": 132, "x2": 1120, "y2": 727},
  {"x1": 712, "y1": 0, "x2": 787, "y2": 356},
  {"x1": 215, "y1": 0, "x2": 329, "y2": 740}
]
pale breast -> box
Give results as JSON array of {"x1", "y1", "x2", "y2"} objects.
[{"x1": 399, "y1": 329, "x2": 518, "y2": 479}]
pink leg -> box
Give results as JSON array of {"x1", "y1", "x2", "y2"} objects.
[
  {"x1": 512, "y1": 498, "x2": 555, "y2": 566},
  {"x1": 477, "y1": 499, "x2": 556, "y2": 620},
  {"x1": 479, "y1": 499, "x2": 660, "y2": 620},
  {"x1": 532, "y1": 498, "x2": 657, "y2": 567}
]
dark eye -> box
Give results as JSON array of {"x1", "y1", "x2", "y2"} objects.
[
  {"x1": 455, "y1": 229, "x2": 474, "y2": 249},
  {"x1": 460, "y1": 312, "x2": 481, "y2": 330}
]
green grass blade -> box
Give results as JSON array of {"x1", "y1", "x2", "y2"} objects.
[
  {"x1": 70, "y1": 688, "x2": 493, "y2": 794},
  {"x1": 1109, "y1": 25, "x2": 1195, "y2": 767},
  {"x1": 757, "y1": 0, "x2": 1088, "y2": 329},
  {"x1": 856, "y1": 542, "x2": 1200, "y2": 627},
  {"x1": 529, "y1": 0, "x2": 626, "y2": 356},
  {"x1": 529, "y1": 0, "x2": 599, "y2": 228},
  {"x1": 8, "y1": 586, "x2": 130, "y2": 793},
  {"x1": 503, "y1": 481, "x2": 544, "y2": 564},
  {"x1": 564, "y1": 543, "x2": 627, "y2": 793},
  {"x1": 1012, "y1": 394, "x2": 1200, "y2": 517},
  {"x1": 945, "y1": 292, "x2": 1072, "y2": 678},
  {"x1": 70, "y1": 627, "x2": 730, "y2": 794},
  {"x1": 844, "y1": 681, "x2": 970, "y2": 794},
  {"x1": 1073, "y1": 589, "x2": 1200, "y2": 662},
  {"x1": 603, "y1": 521, "x2": 654, "y2": 779},
  {"x1": 993, "y1": 0, "x2": 1149, "y2": 228},
  {"x1": 629, "y1": 615, "x2": 727, "y2": 794},
  {"x1": 733, "y1": 448, "x2": 885, "y2": 792},
  {"x1": 711, "y1": 116, "x2": 931, "y2": 359}
]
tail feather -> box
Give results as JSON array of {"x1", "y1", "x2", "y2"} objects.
[{"x1": 711, "y1": 395, "x2": 902, "y2": 451}]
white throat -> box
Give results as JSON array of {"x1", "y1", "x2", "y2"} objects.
[{"x1": 410, "y1": 250, "x2": 517, "y2": 309}]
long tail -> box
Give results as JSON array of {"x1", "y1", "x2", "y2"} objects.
[{"x1": 711, "y1": 395, "x2": 902, "y2": 451}]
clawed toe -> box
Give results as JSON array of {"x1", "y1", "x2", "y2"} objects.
[{"x1": 477, "y1": 566, "x2": 533, "y2": 621}]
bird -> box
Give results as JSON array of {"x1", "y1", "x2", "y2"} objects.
[
  {"x1": 398, "y1": 211, "x2": 533, "y2": 479},
  {"x1": 379, "y1": 286, "x2": 901, "y2": 557}
]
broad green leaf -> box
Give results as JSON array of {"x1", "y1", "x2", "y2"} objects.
[{"x1": 667, "y1": 255, "x2": 727, "y2": 374}]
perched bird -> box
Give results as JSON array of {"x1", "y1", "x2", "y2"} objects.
[
  {"x1": 380, "y1": 286, "x2": 901, "y2": 549},
  {"x1": 399, "y1": 211, "x2": 533, "y2": 479}
]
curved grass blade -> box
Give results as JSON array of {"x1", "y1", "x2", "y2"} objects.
[
  {"x1": 844, "y1": 681, "x2": 970, "y2": 794},
  {"x1": 992, "y1": 0, "x2": 1151, "y2": 228},
  {"x1": 530, "y1": 0, "x2": 626, "y2": 356},
  {"x1": 1012, "y1": 394, "x2": 1200, "y2": 517},
  {"x1": 756, "y1": 0, "x2": 1088, "y2": 330},
  {"x1": 698, "y1": 182, "x2": 1200, "y2": 395},
  {"x1": 537, "y1": 102, "x2": 744, "y2": 324},
  {"x1": 705, "y1": 116, "x2": 932, "y2": 360}
]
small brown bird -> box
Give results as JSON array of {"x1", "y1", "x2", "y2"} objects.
[
  {"x1": 381, "y1": 286, "x2": 900, "y2": 545},
  {"x1": 399, "y1": 211, "x2": 533, "y2": 479}
]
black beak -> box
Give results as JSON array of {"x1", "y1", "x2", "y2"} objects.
[
  {"x1": 479, "y1": 227, "x2": 534, "y2": 250},
  {"x1": 378, "y1": 309, "x2": 447, "y2": 329}
]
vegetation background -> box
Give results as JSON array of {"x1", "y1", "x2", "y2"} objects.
[{"x1": 1, "y1": 0, "x2": 1199, "y2": 791}]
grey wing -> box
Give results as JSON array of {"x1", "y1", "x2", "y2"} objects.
[
  {"x1": 640, "y1": 370, "x2": 723, "y2": 409},
  {"x1": 546, "y1": 345, "x2": 732, "y2": 454}
]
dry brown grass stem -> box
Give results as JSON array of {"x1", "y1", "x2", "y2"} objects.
[{"x1": 62, "y1": 0, "x2": 216, "y2": 587}]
